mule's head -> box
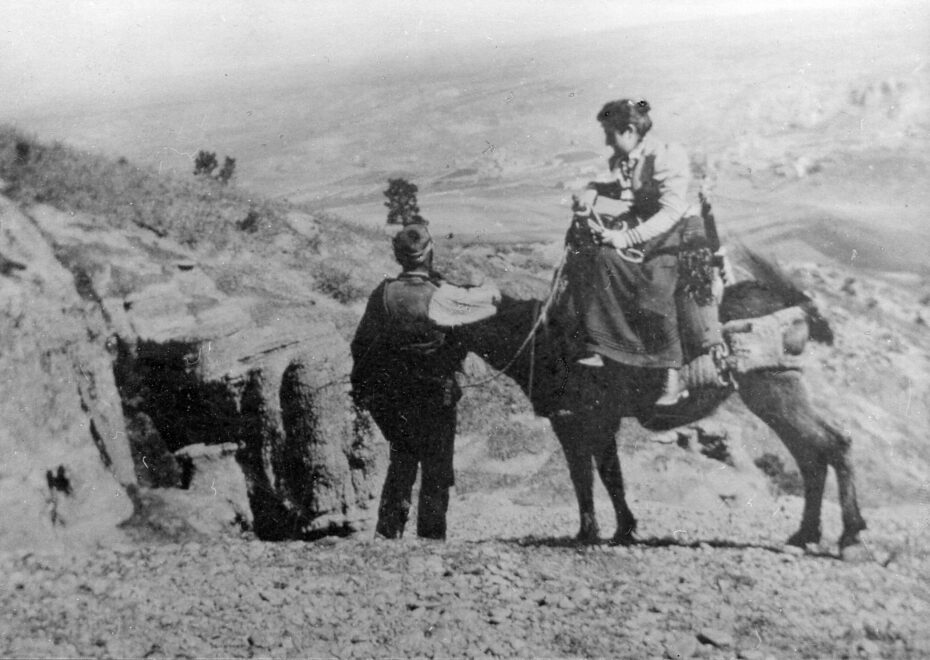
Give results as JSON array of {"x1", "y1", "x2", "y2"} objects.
[
  {"x1": 461, "y1": 293, "x2": 579, "y2": 417},
  {"x1": 798, "y1": 301, "x2": 834, "y2": 345}
]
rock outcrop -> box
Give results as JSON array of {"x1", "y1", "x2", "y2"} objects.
[
  {"x1": 0, "y1": 197, "x2": 135, "y2": 550},
  {"x1": 0, "y1": 196, "x2": 384, "y2": 551}
]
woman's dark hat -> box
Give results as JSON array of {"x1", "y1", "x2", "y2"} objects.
[{"x1": 597, "y1": 98, "x2": 651, "y2": 129}]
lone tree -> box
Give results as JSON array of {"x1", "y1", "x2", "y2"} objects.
[
  {"x1": 384, "y1": 177, "x2": 426, "y2": 225},
  {"x1": 193, "y1": 150, "x2": 218, "y2": 176}
]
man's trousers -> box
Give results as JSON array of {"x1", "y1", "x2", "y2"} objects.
[{"x1": 369, "y1": 398, "x2": 456, "y2": 540}]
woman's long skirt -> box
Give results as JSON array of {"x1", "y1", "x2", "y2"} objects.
[{"x1": 567, "y1": 243, "x2": 683, "y2": 369}]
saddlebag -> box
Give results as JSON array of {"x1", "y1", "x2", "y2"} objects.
[{"x1": 722, "y1": 306, "x2": 809, "y2": 374}]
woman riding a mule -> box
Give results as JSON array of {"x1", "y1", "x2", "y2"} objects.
[{"x1": 568, "y1": 98, "x2": 715, "y2": 406}]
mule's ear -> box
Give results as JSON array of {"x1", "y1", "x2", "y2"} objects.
[
  {"x1": 799, "y1": 300, "x2": 835, "y2": 346},
  {"x1": 730, "y1": 244, "x2": 811, "y2": 305}
]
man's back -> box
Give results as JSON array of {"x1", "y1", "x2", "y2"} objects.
[{"x1": 350, "y1": 272, "x2": 466, "y2": 405}]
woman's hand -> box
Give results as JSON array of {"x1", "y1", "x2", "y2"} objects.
[
  {"x1": 592, "y1": 226, "x2": 637, "y2": 249},
  {"x1": 572, "y1": 189, "x2": 598, "y2": 216}
]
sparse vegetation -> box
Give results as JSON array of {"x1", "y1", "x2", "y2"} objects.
[
  {"x1": 217, "y1": 157, "x2": 236, "y2": 185},
  {"x1": 236, "y1": 208, "x2": 261, "y2": 233},
  {"x1": 0, "y1": 127, "x2": 269, "y2": 249},
  {"x1": 194, "y1": 150, "x2": 236, "y2": 185},
  {"x1": 193, "y1": 150, "x2": 219, "y2": 177},
  {"x1": 754, "y1": 452, "x2": 804, "y2": 497},
  {"x1": 0, "y1": 126, "x2": 402, "y2": 305},
  {"x1": 311, "y1": 258, "x2": 371, "y2": 304}
]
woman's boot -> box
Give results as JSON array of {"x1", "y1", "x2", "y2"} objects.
[{"x1": 655, "y1": 368, "x2": 689, "y2": 407}]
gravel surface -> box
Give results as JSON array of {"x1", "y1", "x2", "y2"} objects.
[{"x1": 2, "y1": 492, "x2": 928, "y2": 659}]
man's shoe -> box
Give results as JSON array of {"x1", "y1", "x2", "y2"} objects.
[
  {"x1": 576, "y1": 353, "x2": 604, "y2": 368},
  {"x1": 655, "y1": 368, "x2": 689, "y2": 407}
]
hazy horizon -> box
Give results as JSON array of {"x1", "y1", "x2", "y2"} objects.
[
  {"x1": 2, "y1": 0, "x2": 916, "y2": 118},
  {"x1": 3, "y1": 0, "x2": 929, "y2": 277}
]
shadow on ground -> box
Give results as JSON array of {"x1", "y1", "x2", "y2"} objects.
[{"x1": 503, "y1": 534, "x2": 842, "y2": 561}]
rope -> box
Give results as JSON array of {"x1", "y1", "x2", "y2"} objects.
[
  {"x1": 527, "y1": 301, "x2": 538, "y2": 403},
  {"x1": 584, "y1": 205, "x2": 645, "y2": 264},
  {"x1": 461, "y1": 244, "x2": 570, "y2": 390}
]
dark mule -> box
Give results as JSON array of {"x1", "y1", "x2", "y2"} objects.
[{"x1": 464, "y1": 251, "x2": 867, "y2": 554}]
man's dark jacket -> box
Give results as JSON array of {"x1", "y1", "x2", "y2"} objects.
[{"x1": 350, "y1": 271, "x2": 467, "y2": 412}]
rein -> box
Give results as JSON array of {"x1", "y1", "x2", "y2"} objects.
[
  {"x1": 461, "y1": 245, "x2": 570, "y2": 389},
  {"x1": 580, "y1": 202, "x2": 645, "y2": 264}
]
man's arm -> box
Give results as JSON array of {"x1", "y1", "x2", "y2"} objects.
[{"x1": 428, "y1": 281, "x2": 501, "y2": 328}]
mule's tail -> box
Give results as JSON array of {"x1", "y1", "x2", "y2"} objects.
[{"x1": 727, "y1": 242, "x2": 834, "y2": 345}]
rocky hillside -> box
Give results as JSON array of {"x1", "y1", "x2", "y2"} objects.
[
  {"x1": 2, "y1": 124, "x2": 929, "y2": 542},
  {"x1": 1, "y1": 126, "x2": 929, "y2": 657},
  {"x1": 0, "y1": 127, "x2": 395, "y2": 551}
]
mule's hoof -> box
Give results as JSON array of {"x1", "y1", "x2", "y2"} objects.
[
  {"x1": 786, "y1": 529, "x2": 821, "y2": 548},
  {"x1": 575, "y1": 531, "x2": 601, "y2": 545},
  {"x1": 839, "y1": 522, "x2": 867, "y2": 551},
  {"x1": 609, "y1": 531, "x2": 636, "y2": 547},
  {"x1": 610, "y1": 521, "x2": 637, "y2": 546},
  {"x1": 840, "y1": 543, "x2": 873, "y2": 563}
]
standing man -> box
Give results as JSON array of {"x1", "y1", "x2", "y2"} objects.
[{"x1": 350, "y1": 223, "x2": 499, "y2": 540}]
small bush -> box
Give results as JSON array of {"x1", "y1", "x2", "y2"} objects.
[
  {"x1": 217, "y1": 157, "x2": 236, "y2": 185},
  {"x1": 237, "y1": 208, "x2": 260, "y2": 233},
  {"x1": 194, "y1": 151, "x2": 235, "y2": 185},
  {"x1": 754, "y1": 452, "x2": 804, "y2": 497},
  {"x1": 193, "y1": 150, "x2": 218, "y2": 176},
  {"x1": 312, "y1": 259, "x2": 370, "y2": 304},
  {"x1": 15, "y1": 140, "x2": 30, "y2": 163}
]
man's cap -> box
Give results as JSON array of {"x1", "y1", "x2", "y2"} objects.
[{"x1": 392, "y1": 223, "x2": 433, "y2": 264}]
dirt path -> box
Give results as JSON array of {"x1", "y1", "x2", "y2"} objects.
[{"x1": 3, "y1": 492, "x2": 928, "y2": 659}]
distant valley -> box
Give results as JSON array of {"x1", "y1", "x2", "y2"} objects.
[{"x1": 8, "y1": 4, "x2": 929, "y2": 273}]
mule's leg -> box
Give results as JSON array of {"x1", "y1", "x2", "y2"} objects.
[
  {"x1": 821, "y1": 419, "x2": 867, "y2": 549},
  {"x1": 737, "y1": 371, "x2": 832, "y2": 547},
  {"x1": 593, "y1": 431, "x2": 637, "y2": 545},
  {"x1": 551, "y1": 413, "x2": 599, "y2": 543},
  {"x1": 582, "y1": 380, "x2": 636, "y2": 545}
]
